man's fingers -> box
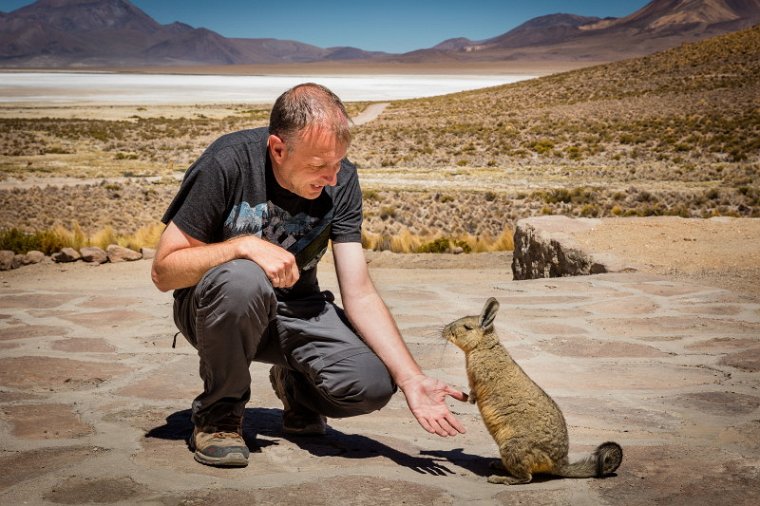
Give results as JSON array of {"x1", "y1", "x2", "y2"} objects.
[
  {"x1": 445, "y1": 414, "x2": 466, "y2": 435},
  {"x1": 268, "y1": 263, "x2": 300, "y2": 288},
  {"x1": 422, "y1": 416, "x2": 464, "y2": 437},
  {"x1": 418, "y1": 415, "x2": 448, "y2": 437},
  {"x1": 418, "y1": 417, "x2": 435, "y2": 435},
  {"x1": 427, "y1": 419, "x2": 447, "y2": 437},
  {"x1": 286, "y1": 264, "x2": 300, "y2": 287}
]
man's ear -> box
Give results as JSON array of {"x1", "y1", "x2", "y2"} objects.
[{"x1": 268, "y1": 134, "x2": 287, "y2": 163}]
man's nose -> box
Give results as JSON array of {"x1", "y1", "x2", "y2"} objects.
[{"x1": 322, "y1": 167, "x2": 339, "y2": 186}]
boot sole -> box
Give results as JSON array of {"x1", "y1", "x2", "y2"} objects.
[{"x1": 193, "y1": 451, "x2": 249, "y2": 467}]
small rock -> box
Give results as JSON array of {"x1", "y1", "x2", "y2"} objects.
[
  {"x1": 53, "y1": 247, "x2": 81, "y2": 263},
  {"x1": 80, "y1": 246, "x2": 108, "y2": 264},
  {"x1": 1, "y1": 250, "x2": 20, "y2": 270},
  {"x1": 21, "y1": 250, "x2": 47, "y2": 265},
  {"x1": 106, "y1": 244, "x2": 142, "y2": 263}
]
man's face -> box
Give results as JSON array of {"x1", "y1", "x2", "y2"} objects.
[{"x1": 268, "y1": 127, "x2": 348, "y2": 200}]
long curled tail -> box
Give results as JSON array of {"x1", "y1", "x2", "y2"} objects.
[{"x1": 555, "y1": 442, "x2": 623, "y2": 478}]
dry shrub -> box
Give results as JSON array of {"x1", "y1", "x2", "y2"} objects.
[
  {"x1": 51, "y1": 222, "x2": 87, "y2": 250},
  {"x1": 124, "y1": 222, "x2": 164, "y2": 251},
  {"x1": 92, "y1": 222, "x2": 163, "y2": 250},
  {"x1": 91, "y1": 226, "x2": 119, "y2": 250},
  {"x1": 453, "y1": 227, "x2": 514, "y2": 253},
  {"x1": 361, "y1": 226, "x2": 514, "y2": 253},
  {"x1": 0, "y1": 221, "x2": 166, "y2": 255},
  {"x1": 389, "y1": 228, "x2": 422, "y2": 253},
  {"x1": 361, "y1": 230, "x2": 385, "y2": 251}
]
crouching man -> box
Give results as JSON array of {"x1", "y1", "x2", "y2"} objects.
[{"x1": 151, "y1": 83, "x2": 466, "y2": 467}]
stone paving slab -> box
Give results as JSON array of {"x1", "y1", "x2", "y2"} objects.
[{"x1": 1, "y1": 258, "x2": 759, "y2": 505}]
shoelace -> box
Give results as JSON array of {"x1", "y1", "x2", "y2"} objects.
[{"x1": 208, "y1": 427, "x2": 241, "y2": 436}]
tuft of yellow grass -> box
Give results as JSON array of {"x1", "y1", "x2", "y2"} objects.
[
  {"x1": 91, "y1": 222, "x2": 164, "y2": 250},
  {"x1": 1, "y1": 221, "x2": 165, "y2": 255},
  {"x1": 5, "y1": 220, "x2": 511, "y2": 256},
  {"x1": 389, "y1": 228, "x2": 422, "y2": 253},
  {"x1": 50, "y1": 222, "x2": 88, "y2": 250},
  {"x1": 458, "y1": 228, "x2": 515, "y2": 253},
  {"x1": 361, "y1": 226, "x2": 514, "y2": 253},
  {"x1": 126, "y1": 222, "x2": 164, "y2": 251}
]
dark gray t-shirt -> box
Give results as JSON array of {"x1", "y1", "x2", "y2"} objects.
[{"x1": 162, "y1": 127, "x2": 363, "y2": 299}]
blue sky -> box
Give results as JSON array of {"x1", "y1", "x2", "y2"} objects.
[{"x1": 1, "y1": 0, "x2": 651, "y2": 53}]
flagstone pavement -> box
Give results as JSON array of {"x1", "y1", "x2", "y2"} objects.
[{"x1": 1, "y1": 253, "x2": 759, "y2": 505}]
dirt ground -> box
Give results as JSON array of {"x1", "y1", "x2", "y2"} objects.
[
  {"x1": 569, "y1": 217, "x2": 760, "y2": 301},
  {"x1": 360, "y1": 216, "x2": 760, "y2": 302},
  {"x1": 1, "y1": 222, "x2": 759, "y2": 504}
]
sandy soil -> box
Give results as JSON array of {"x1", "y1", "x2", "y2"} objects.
[
  {"x1": 571, "y1": 217, "x2": 760, "y2": 300},
  {"x1": 341, "y1": 216, "x2": 760, "y2": 303},
  {"x1": 361, "y1": 216, "x2": 760, "y2": 303}
]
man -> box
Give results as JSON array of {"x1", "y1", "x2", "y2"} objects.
[{"x1": 151, "y1": 82, "x2": 466, "y2": 468}]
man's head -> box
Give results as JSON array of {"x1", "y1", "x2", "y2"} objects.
[
  {"x1": 268, "y1": 83, "x2": 352, "y2": 200},
  {"x1": 269, "y1": 82, "x2": 351, "y2": 148}
]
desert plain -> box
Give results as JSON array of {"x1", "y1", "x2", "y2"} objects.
[{"x1": 1, "y1": 26, "x2": 760, "y2": 505}]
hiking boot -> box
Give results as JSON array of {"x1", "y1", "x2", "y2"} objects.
[
  {"x1": 269, "y1": 365, "x2": 327, "y2": 436},
  {"x1": 190, "y1": 419, "x2": 249, "y2": 467}
]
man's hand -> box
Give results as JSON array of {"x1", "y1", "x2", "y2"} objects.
[
  {"x1": 398, "y1": 374, "x2": 467, "y2": 437},
  {"x1": 233, "y1": 235, "x2": 299, "y2": 288}
]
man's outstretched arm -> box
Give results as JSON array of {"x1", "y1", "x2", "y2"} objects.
[{"x1": 331, "y1": 241, "x2": 467, "y2": 437}]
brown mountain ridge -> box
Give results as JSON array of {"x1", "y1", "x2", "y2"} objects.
[
  {"x1": 417, "y1": 0, "x2": 760, "y2": 62},
  {"x1": 1, "y1": 0, "x2": 759, "y2": 67}
]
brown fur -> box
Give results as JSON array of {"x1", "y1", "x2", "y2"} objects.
[{"x1": 443, "y1": 297, "x2": 623, "y2": 485}]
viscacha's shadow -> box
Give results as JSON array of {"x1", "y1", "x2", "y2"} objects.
[{"x1": 421, "y1": 448, "x2": 557, "y2": 483}]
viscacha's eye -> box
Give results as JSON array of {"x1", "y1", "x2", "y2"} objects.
[{"x1": 464, "y1": 323, "x2": 474, "y2": 330}]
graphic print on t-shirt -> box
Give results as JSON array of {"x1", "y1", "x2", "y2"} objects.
[{"x1": 223, "y1": 201, "x2": 330, "y2": 271}]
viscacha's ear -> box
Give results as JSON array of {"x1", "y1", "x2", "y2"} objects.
[{"x1": 479, "y1": 297, "x2": 499, "y2": 330}]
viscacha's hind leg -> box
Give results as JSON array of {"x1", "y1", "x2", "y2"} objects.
[{"x1": 487, "y1": 458, "x2": 532, "y2": 485}]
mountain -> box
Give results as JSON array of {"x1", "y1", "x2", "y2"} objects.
[
  {"x1": 408, "y1": 0, "x2": 760, "y2": 62},
  {"x1": 0, "y1": 0, "x2": 758, "y2": 67},
  {"x1": 583, "y1": 0, "x2": 760, "y2": 33},
  {"x1": 0, "y1": 0, "x2": 386, "y2": 67},
  {"x1": 483, "y1": 14, "x2": 605, "y2": 48}
]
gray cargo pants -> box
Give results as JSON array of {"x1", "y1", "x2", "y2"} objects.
[{"x1": 172, "y1": 259, "x2": 395, "y2": 429}]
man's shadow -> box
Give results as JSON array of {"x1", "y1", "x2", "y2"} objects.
[
  {"x1": 421, "y1": 448, "x2": 497, "y2": 479},
  {"x1": 146, "y1": 408, "x2": 457, "y2": 476},
  {"x1": 144, "y1": 407, "x2": 279, "y2": 455}
]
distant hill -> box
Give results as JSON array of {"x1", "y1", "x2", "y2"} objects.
[
  {"x1": 350, "y1": 24, "x2": 760, "y2": 187},
  {"x1": 408, "y1": 0, "x2": 760, "y2": 62},
  {"x1": 0, "y1": 0, "x2": 385, "y2": 67},
  {"x1": 1, "y1": 0, "x2": 759, "y2": 67}
]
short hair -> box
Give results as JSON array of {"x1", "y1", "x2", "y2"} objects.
[{"x1": 269, "y1": 82, "x2": 352, "y2": 149}]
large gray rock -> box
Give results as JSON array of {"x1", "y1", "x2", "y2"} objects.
[
  {"x1": 106, "y1": 244, "x2": 142, "y2": 263},
  {"x1": 512, "y1": 216, "x2": 634, "y2": 280}
]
